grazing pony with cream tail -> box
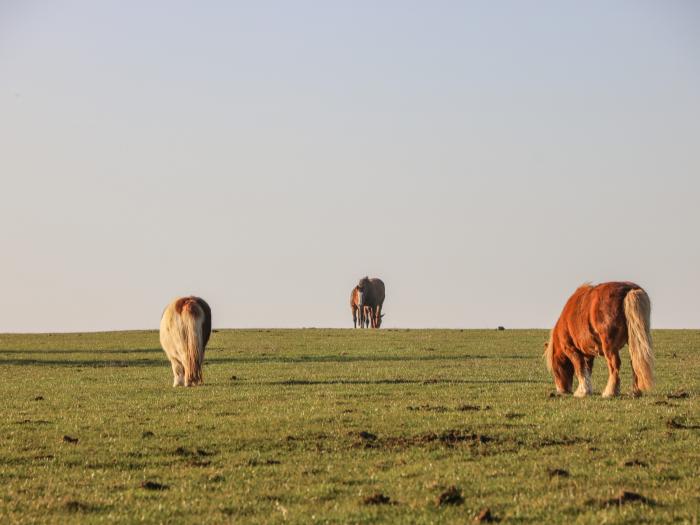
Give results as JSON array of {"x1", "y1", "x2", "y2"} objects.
[
  {"x1": 160, "y1": 296, "x2": 212, "y2": 387},
  {"x1": 545, "y1": 282, "x2": 653, "y2": 398}
]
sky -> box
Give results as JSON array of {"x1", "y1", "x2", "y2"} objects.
[{"x1": 1, "y1": 1, "x2": 699, "y2": 331}]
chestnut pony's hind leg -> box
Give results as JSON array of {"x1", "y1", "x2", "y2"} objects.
[
  {"x1": 559, "y1": 358, "x2": 574, "y2": 394},
  {"x1": 569, "y1": 351, "x2": 593, "y2": 398},
  {"x1": 601, "y1": 340, "x2": 621, "y2": 398}
]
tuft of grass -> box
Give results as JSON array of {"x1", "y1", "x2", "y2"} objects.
[{"x1": 0, "y1": 328, "x2": 698, "y2": 523}]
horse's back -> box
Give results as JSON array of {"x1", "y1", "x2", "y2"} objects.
[
  {"x1": 369, "y1": 279, "x2": 385, "y2": 304},
  {"x1": 557, "y1": 282, "x2": 643, "y2": 353}
]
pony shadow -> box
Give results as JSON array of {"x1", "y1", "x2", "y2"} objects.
[
  {"x1": 0, "y1": 348, "x2": 162, "y2": 355},
  {"x1": 207, "y1": 354, "x2": 532, "y2": 365},
  {"x1": 0, "y1": 348, "x2": 164, "y2": 367},
  {"x1": 262, "y1": 378, "x2": 546, "y2": 386}
]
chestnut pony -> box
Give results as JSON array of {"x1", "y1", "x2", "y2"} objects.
[{"x1": 544, "y1": 282, "x2": 653, "y2": 398}]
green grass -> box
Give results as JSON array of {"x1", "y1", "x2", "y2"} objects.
[{"x1": 1, "y1": 329, "x2": 698, "y2": 524}]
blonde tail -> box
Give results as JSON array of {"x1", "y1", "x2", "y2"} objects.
[
  {"x1": 624, "y1": 288, "x2": 654, "y2": 391},
  {"x1": 182, "y1": 303, "x2": 204, "y2": 386}
]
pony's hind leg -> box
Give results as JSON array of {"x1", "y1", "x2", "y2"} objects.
[
  {"x1": 631, "y1": 366, "x2": 641, "y2": 397},
  {"x1": 558, "y1": 358, "x2": 574, "y2": 394},
  {"x1": 601, "y1": 349, "x2": 621, "y2": 398},
  {"x1": 170, "y1": 359, "x2": 185, "y2": 387},
  {"x1": 569, "y1": 351, "x2": 593, "y2": 398}
]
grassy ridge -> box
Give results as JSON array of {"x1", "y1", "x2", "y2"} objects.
[{"x1": 0, "y1": 329, "x2": 698, "y2": 524}]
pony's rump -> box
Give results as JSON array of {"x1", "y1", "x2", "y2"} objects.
[{"x1": 159, "y1": 296, "x2": 212, "y2": 387}]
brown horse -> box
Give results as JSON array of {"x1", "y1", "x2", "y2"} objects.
[
  {"x1": 160, "y1": 296, "x2": 212, "y2": 387},
  {"x1": 544, "y1": 282, "x2": 653, "y2": 398},
  {"x1": 357, "y1": 277, "x2": 385, "y2": 328},
  {"x1": 350, "y1": 286, "x2": 370, "y2": 328}
]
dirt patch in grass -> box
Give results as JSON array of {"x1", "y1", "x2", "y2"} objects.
[
  {"x1": 141, "y1": 431, "x2": 154, "y2": 438},
  {"x1": 667, "y1": 390, "x2": 689, "y2": 399},
  {"x1": 62, "y1": 435, "x2": 79, "y2": 444},
  {"x1": 406, "y1": 404, "x2": 491, "y2": 412},
  {"x1": 358, "y1": 431, "x2": 378, "y2": 441},
  {"x1": 174, "y1": 447, "x2": 215, "y2": 457},
  {"x1": 187, "y1": 459, "x2": 212, "y2": 467},
  {"x1": 247, "y1": 458, "x2": 281, "y2": 467},
  {"x1": 63, "y1": 500, "x2": 100, "y2": 513},
  {"x1": 666, "y1": 417, "x2": 700, "y2": 430},
  {"x1": 547, "y1": 468, "x2": 569, "y2": 478},
  {"x1": 474, "y1": 508, "x2": 498, "y2": 522},
  {"x1": 345, "y1": 427, "x2": 495, "y2": 451},
  {"x1": 624, "y1": 459, "x2": 648, "y2": 467},
  {"x1": 425, "y1": 429, "x2": 492, "y2": 446},
  {"x1": 141, "y1": 480, "x2": 168, "y2": 491},
  {"x1": 380, "y1": 429, "x2": 493, "y2": 450},
  {"x1": 532, "y1": 436, "x2": 590, "y2": 449},
  {"x1": 363, "y1": 492, "x2": 393, "y2": 505},
  {"x1": 601, "y1": 490, "x2": 656, "y2": 507},
  {"x1": 407, "y1": 405, "x2": 449, "y2": 412},
  {"x1": 458, "y1": 404, "x2": 491, "y2": 411},
  {"x1": 436, "y1": 486, "x2": 463, "y2": 506}
]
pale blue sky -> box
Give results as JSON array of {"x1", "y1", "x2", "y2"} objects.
[{"x1": 1, "y1": 1, "x2": 699, "y2": 331}]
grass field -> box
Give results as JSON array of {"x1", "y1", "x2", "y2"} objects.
[{"x1": 1, "y1": 328, "x2": 698, "y2": 524}]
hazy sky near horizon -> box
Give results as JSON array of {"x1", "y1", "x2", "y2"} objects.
[{"x1": 1, "y1": 1, "x2": 699, "y2": 331}]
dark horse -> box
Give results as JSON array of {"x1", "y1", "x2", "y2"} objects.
[
  {"x1": 357, "y1": 277, "x2": 385, "y2": 328},
  {"x1": 544, "y1": 282, "x2": 653, "y2": 397}
]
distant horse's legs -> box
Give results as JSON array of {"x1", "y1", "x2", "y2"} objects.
[
  {"x1": 352, "y1": 306, "x2": 357, "y2": 328},
  {"x1": 569, "y1": 350, "x2": 593, "y2": 397}
]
